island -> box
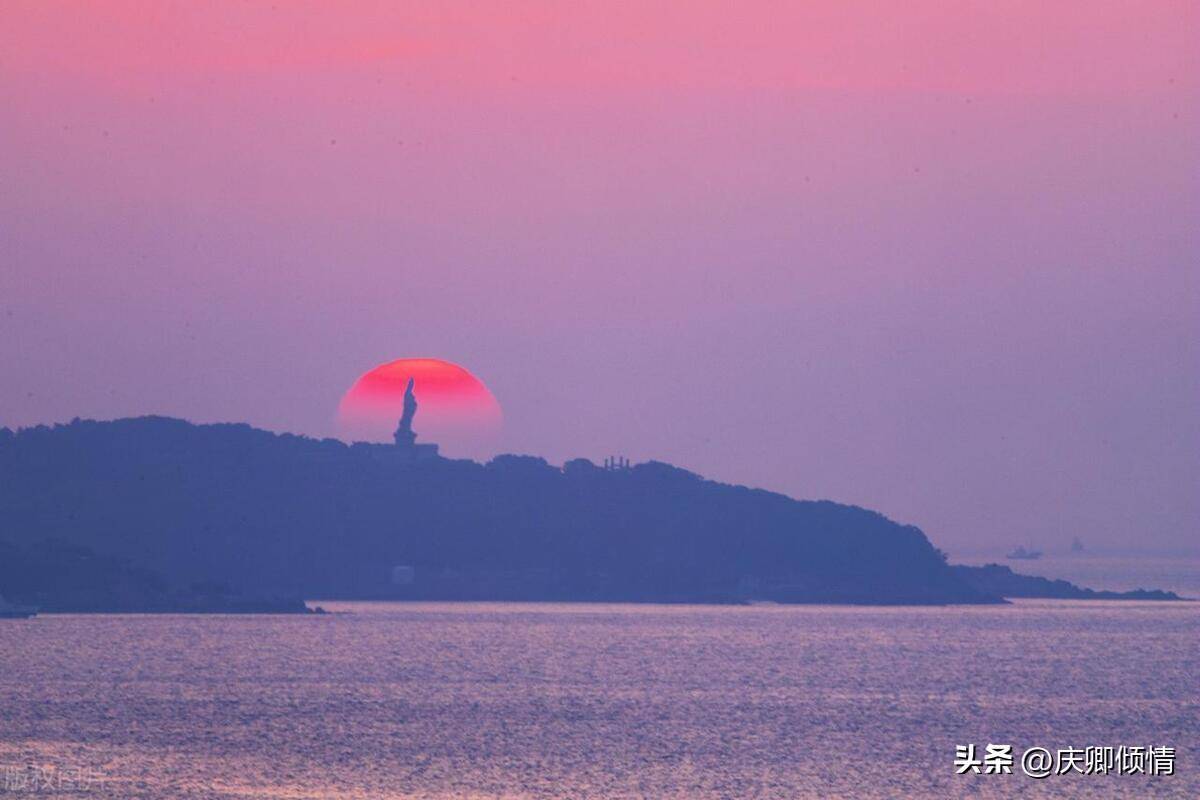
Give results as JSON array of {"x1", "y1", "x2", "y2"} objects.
[
  {"x1": 0, "y1": 416, "x2": 1183, "y2": 610},
  {"x1": 0, "y1": 416, "x2": 1001, "y2": 607},
  {"x1": 0, "y1": 538, "x2": 318, "y2": 614},
  {"x1": 951, "y1": 563, "x2": 1182, "y2": 601}
]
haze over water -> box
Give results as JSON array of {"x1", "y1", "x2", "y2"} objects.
[{"x1": 2, "y1": 600, "x2": 1196, "y2": 799}]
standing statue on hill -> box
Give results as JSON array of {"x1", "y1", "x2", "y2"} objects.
[{"x1": 393, "y1": 377, "x2": 418, "y2": 447}]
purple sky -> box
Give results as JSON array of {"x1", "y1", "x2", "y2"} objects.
[{"x1": 2, "y1": 3, "x2": 1197, "y2": 555}]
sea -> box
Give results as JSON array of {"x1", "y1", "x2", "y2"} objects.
[{"x1": 1, "y1": 561, "x2": 1197, "y2": 799}]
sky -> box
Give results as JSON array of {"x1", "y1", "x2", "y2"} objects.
[{"x1": 1, "y1": 2, "x2": 1197, "y2": 555}]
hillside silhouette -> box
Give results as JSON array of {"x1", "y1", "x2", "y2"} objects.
[
  {"x1": 0, "y1": 538, "x2": 315, "y2": 613},
  {"x1": 0, "y1": 417, "x2": 998, "y2": 605},
  {"x1": 951, "y1": 563, "x2": 1181, "y2": 601}
]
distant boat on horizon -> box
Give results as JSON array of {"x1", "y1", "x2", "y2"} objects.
[
  {"x1": 1006, "y1": 545, "x2": 1043, "y2": 561},
  {"x1": 1070, "y1": 537, "x2": 1086, "y2": 554},
  {"x1": 0, "y1": 594, "x2": 38, "y2": 619}
]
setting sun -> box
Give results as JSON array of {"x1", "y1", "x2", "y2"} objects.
[{"x1": 336, "y1": 358, "x2": 502, "y2": 453}]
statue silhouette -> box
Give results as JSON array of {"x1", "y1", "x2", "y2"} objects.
[{"x1": 393, "y1": 378, "x2": 418, "y2": 447}]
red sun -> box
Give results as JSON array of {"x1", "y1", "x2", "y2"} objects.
[{"x1": 336, "y1": 358, "x2": 502, "y2": 455}]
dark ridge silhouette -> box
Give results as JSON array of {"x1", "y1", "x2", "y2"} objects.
[
  {"x1": 0, "y1": 538, "x2": 315, "y2": 613},
  {"x1": 0, "y1": 417, "x2": 999, "y2": 606},
  {"x1": 952, "y1": 563, "x2": 1183, "y2": 601}
]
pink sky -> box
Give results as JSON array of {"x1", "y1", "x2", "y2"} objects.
[{"x1": 2, "y1": 2, "x2": 1197, "y2": 554}]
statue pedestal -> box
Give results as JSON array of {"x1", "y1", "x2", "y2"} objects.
[{"x1": 391, "y1": 428, "x2": 438, "y2": 464}]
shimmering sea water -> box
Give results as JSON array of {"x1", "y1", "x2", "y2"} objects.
[{"x1": 1, "y1": 600, "x2": 1196, "y2": 799}]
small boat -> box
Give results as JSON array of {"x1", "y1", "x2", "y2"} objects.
[
  {"x1": 1006, "y1": 545, "x2": 1043, "y2": 561},
  {"x1": 0, "y1": 594, "x2": 38, "y2": 619},
  {"x1": 1070, "y1": 537, "x2": 1085, "y2": 554}
]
